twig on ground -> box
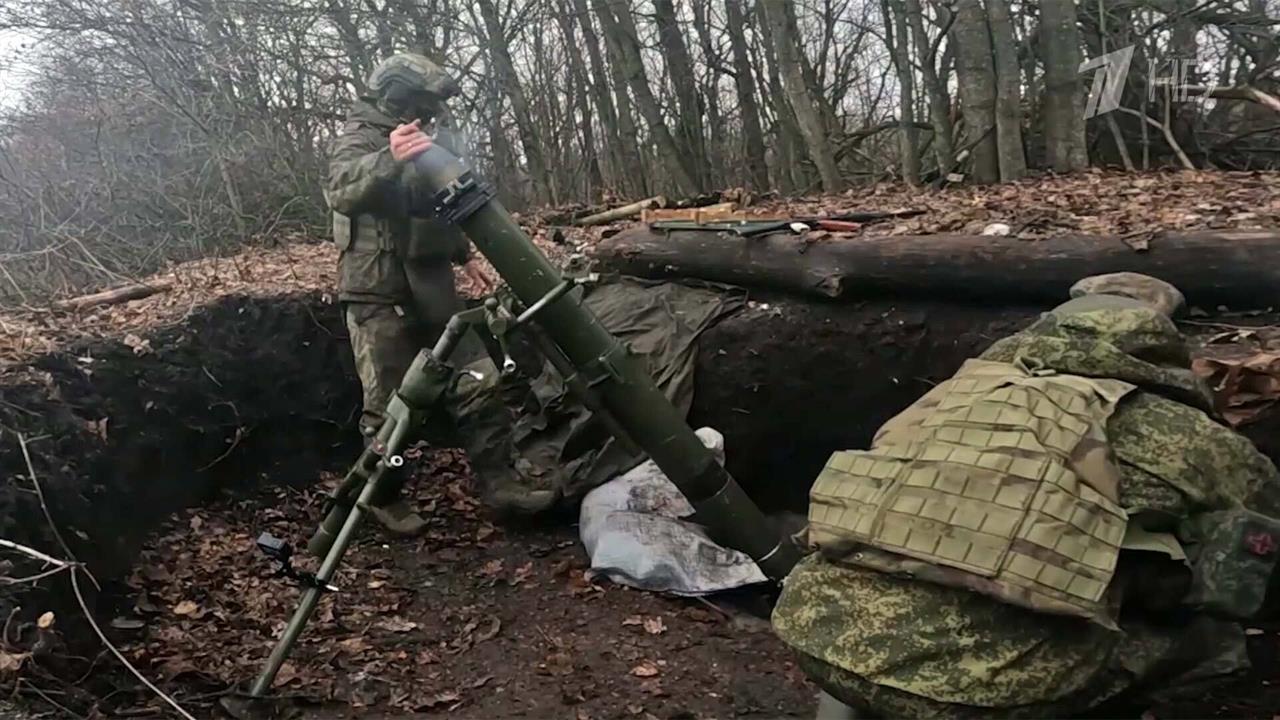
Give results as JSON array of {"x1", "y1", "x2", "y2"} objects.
[
  {"x1": 0, "y1": 539, "x2": 71, "y2": 570},
  {"x1": 195, "y1": 427, "x2": 246, "y2": 472},
  {"x1": 18, "y1": 678, "x2": 85, "y2": 719}
]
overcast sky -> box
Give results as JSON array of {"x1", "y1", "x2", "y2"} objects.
[{"x1": 0, "y1": 29, "x2": 35, "y2": 109}]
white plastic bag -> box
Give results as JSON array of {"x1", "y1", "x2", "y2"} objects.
[{"x1": 578, "y1": 427, "x2": 767, "y2": 595}]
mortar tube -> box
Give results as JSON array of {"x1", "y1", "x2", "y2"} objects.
[{"x1": 411, "y1": 148, "x2": 800, "y2": 581}]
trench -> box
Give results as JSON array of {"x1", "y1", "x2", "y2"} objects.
[{"x1": 0, "y1": 285, "x2": 1277, "y2": 716}]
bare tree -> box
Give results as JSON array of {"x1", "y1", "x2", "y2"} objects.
[
  {"x1": 884, "y1": 0, "x2": 921, "y2": 184},
  {"x1": 723, "y1": 0, "x2": 770, "y2": 190},
  {"x1": 1041, "y1": 0, "x2": 1089, "y2": 171},
  {"x1": 950, "y1": 0, "x2": 1000, "y2": 183},
  {"x1": 986, "y1": 0, "x2": 1027, "y2": 180},
  {"x1": 593, "y1": 0, "x2": 699, "y2": 196},
  {"x1": 653, "y1": 0, "x2": 710, "y2": 188},
  {"x1": 759, "y1": 0, "x2": 843, "y2": 192}
]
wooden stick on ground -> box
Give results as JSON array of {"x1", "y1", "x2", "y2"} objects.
[
  {"x1": 54, "y1": 280, "x2": 173, "y2": 311},
  {"x1": 574, "y1": 196, "x2": 667, "y2": 227}
]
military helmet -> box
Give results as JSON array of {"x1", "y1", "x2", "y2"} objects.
[
  {"x1": 1069, "y1": 272, "x2": 1186, "y2": 318},
  {"x1": 365, "y1": 53, "x2": 460, "y2": 115}
]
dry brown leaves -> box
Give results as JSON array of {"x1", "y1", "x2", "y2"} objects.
[
  {"x1": 729, "y1": 169, "x2": 1280, "y2": 240},
  {"x1": 0, "y1": 223, "x2": 570, "y2": 369},
  {"x1": 1191, "y1": 325, "x2": 1280, "y2": 426},
  {"x1": 547, "y1": 169, "x2": 1280, "y2": 248},
  {"x1": 4, "y1": 170, "x2": 1277, "y2": 370}
]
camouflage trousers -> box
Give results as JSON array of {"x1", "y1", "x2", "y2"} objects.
[
  {"x1": 796, "y1": 613, "x2": 1249, "y2": 720},
  {"x1": 344, "y1": 260, "x2": 550, "y2": 514}
]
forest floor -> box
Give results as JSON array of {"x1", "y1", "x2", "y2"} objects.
[
  {"x1": 1, "y1": 169, "x2": 1279, "y2": 719},
  {"x1": 117, "y1": 452, "x2": 814, "y2": 720}
]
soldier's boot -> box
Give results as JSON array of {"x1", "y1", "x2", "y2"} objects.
[
  {"x1": 363, "y1": 443, "x2": 429, "y2": 537},
  {"x1": 815, "y1": 691, "x2": 863, "y2": 720},
  {"x1": 366, "y1": 499, "x2": 429, "y2": 536}
]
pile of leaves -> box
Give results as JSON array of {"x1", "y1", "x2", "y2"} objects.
[{"x1": 1192, "y1": 324, "x2": 1280, "y2": 426}]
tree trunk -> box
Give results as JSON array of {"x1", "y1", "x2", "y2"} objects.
[
  {"x1": 904, "y1": 0, "x2": 954, "y2": 171},
  {"x1": 986, "y1": 0, "x2": 1027, "y2": 181},
  {"x1": 568, "y1": 0, "x2": 627, "y2": 196},
  {"x1": 884, "y1": 0, "x2": 921, "y2": 184},
  {"x1": 653, "y1": 0, "x2": 710, "y2": 190},
  {"x1": 592, "y1": 227, "x2": 1280, "y2": 308},
  {"x1": 477, "y1": 0, "x2": 553, "y2": 205},
  {"x1": 754, "y1": 1, "x2": 807, "y2": 193},
  {"x1": 723, "y1": 0, "x2": 770, "y2": 190},
  {"x1": 595, "y1": 0, "x2": 700, "y2": 197},
  {"x1": 689, "y1": 0, "x2": 726, "y2": 190},
  {"x1": 759, "y1": 0, "x2": 843, "y2": 192},
  {"x1": 583, "y1": 0, "x2": 648, "y2": 198},
  {"x1": 1040, "y1": 0, "x2": 1090, "y2": 172},
  {"x1": 949, "y1": 0, "x2": 999, "y2": 183},
  {"x1": 554, "y1": 5, "x2": 604, "y2": 198}
]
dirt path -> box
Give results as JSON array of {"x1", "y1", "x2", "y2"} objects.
[{"x1": 117, "y1": 450, "x2": 815, "y2": 719}]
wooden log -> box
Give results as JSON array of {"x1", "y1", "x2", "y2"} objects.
[
  {"x1": 574, "y1": 196, "x2": 667, "y2": 226},
  {"x1": 55, "y1": 280, "x2": 172, "y2": 311},
  {"x1": 593, "y1": 227, "x2": 1280, "y2": 309}
]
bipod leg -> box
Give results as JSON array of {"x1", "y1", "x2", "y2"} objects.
[
  {"x1": 249, "y1": 460, "x2": 388, "y2": 697},
  {"x1": 249, "y1": 309, "x2": 476, "y2": 699}
]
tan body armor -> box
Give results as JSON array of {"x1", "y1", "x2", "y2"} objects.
[{"x1": 808, "y1": 359, "x2": 1136, "y2": 625}]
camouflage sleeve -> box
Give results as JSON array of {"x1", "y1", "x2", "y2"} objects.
[{"x1": 325, "y1": 122, "x2": 404, "y2": 216}]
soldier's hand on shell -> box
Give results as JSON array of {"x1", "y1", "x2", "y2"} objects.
[{"x1": 389, "y1": 119, "x2": 432, "y2": 162}]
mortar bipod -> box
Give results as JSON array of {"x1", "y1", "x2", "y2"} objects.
[
  {"x1": 248, "y1": 280, "x2": 624, "y2": 699},
  {"x1": 248, "y1": 303, "x2": 488, "y2": 699}
]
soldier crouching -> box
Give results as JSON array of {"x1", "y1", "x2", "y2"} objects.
[{"x1": 773, "y1": 272, "x2": 1280, "y2": 718}]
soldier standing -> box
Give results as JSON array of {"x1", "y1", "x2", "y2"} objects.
[{"x1": 325, "y1": 53, "x2": 488, "y2": 535}]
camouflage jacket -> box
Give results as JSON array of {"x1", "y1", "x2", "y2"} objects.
[
  {"x1": 773, "y1": 296, "x2": 1280, "y2": 708},
  {"x1": 326, "y1": 99, "x2": 468, "y2": 303}
]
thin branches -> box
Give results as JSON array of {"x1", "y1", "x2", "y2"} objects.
[{"x1": 6, "y1": 433, "x2": 198, "y2": 720}]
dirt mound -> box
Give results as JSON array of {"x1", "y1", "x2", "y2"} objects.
[{"x1": 0, "y1": 293, "x2": 358, "y2": 605}]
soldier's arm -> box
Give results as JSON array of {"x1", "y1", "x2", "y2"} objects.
[{"x1": 325, "y1": 124, "x2": 403, "y2": 216}]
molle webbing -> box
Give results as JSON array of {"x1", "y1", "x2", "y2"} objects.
[{"x1": 808, "y1": 359, "x2": 1135, "y2": 624}]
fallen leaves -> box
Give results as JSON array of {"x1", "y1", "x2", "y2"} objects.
[
  {"x1": 1192, "y1": 350, "x2": 1280, "y2": 425},
  {"x1": 0, "y1": 651, "x2": 28, "y2": 674},
  {"x1": 540, "y1": 651, "x2": 575, "y2": 677},
  {"x1": 377, "y1": 616, "x2": 419, "y2": 634},
  {"x1": 630, "y1": 660, "x2": 661, "y2": 678},
  {"x1": 171, "y1": 600, "x2": 200, "y2": 617},
  {"x1": 474, "y1": 616, "x2": 502, "y2": 643},
  {"x1": 622, "y1": 615, "x2": 667, "y2": 635}
]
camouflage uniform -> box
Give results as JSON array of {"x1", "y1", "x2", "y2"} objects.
[
  {"x1": 327, "y1": 54, "x2": 550, "y2": 522},
  {"x1": 326, "y1": 57, "x2": 471, "y2": 436},
  {"x1": 773, "y1": 276, "x2": 1280, "y2": 718}
]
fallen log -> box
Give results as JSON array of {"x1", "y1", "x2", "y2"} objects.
[
  {"x1": 574, "y1": 196, "x2": 666, "y2": 227},
  {"x1": 55, "y1": 280, "x2": 172, "y2": 311},
  {"x1": 593, "y1": 228, "x2": 1280, "y2": 309}
]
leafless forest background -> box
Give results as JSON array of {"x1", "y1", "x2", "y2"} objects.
[{"x1": 0, "y1": 0, "x2": 1277, "y2": 301}]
